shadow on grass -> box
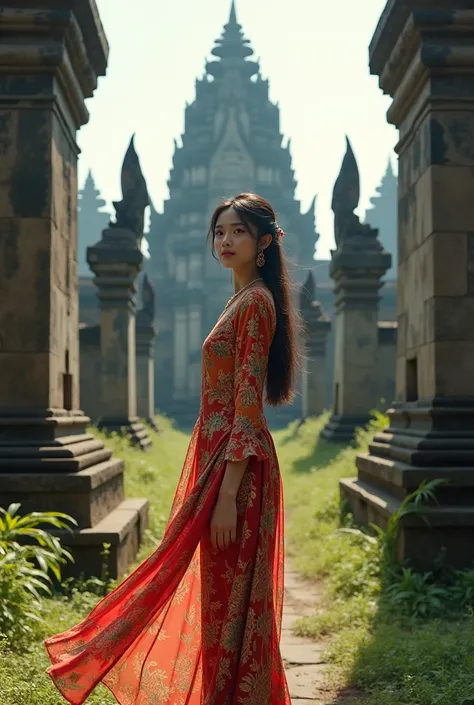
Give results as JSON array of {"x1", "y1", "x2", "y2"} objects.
[
  {"x1": 324, "y1": 584, "x2": 474, "y2": 705},
  {"x1": 277, "y1": 412, "x2": 347, "y2": 473},
  {"x1": 292, "y1": 435, "x2": 345, "y2": 473}
]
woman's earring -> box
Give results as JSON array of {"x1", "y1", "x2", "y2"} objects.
[{"x1": 256, "y1": 248, "x2": 265, "y2": 267}]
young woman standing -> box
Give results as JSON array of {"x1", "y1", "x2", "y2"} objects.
[{"x1": 45, "y1": 193, "x2": 299, "y2": 705}]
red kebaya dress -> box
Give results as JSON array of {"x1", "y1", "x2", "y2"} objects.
[{"x1": 44, "y1": 285, "x2": 291, "y2": 705}]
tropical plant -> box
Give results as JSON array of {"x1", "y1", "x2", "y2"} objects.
[
  {"x1": 0, "y1": 503, "x2": 77, "y2": 643},
  {"x1": 385, "y1": 567, "x2": 451, "y2": 618}
]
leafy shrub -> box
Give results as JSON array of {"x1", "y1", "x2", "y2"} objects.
[
  {"x1": 0, "y1": 503, "x2": 76, "y2": 645},
  {"x1": 384, "y1": 568, "x2": 452, "y2": 618},
  {"x1": 451, "y1": 569, "x2": 474, "y2": 609}
]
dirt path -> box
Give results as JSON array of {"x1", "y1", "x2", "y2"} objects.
[{"x1": 281, "y1": 559, "x2": 360, "y2": 704}]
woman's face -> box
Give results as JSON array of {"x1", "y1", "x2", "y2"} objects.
[{"x1": 214, "y1": 207, "x2": 258, "y2": 271}]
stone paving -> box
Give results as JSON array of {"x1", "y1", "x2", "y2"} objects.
[
  {"x1": 281, "y1": 560, "x2": 358, "y2": 705},
  {"x1": 281, "y1": 560, "x2": 330, "y2": 704}
]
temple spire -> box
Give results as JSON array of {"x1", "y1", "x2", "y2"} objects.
[
  {"x1": 229, "y1": 0, "x2": 238, "y2": 26},
  {"x1": 206, "y1": 0, "x2": 258, "y2": 78}
]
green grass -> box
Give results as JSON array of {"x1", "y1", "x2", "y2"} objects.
[{"x1": 275, "y1": 413, "x2": 474, "y2": 705}]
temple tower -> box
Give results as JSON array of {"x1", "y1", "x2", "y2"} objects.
[{"x1": 148, "y1": 1, "x2": 319, "y2": 424}]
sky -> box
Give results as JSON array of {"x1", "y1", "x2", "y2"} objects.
[{"x1": 78, "y1": 0, "x2": 397, "y2": 259}]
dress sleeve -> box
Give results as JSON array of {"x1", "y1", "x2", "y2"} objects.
[{"x1": 225, "y1": 290, "x2": 275, "y2": 462}]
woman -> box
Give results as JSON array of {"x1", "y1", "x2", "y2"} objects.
[{"x1": 44, "y1": 193, "x2": 298, "y2": 705}]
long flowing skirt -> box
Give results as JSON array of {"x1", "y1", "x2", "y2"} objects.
[{"x1": 44, "y1": 425, "x2": 291, "y2": 704}]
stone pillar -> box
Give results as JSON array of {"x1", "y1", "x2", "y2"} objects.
[
  {"x1": 136, "y1": 275, "x2": 159, "y2": 431},
  {"x1": 0, "y1": 2, "x2": 148, "y2": 579},
  {"x1": 88, "y1": 138, "x2": 152, "y2": 450},
  {"x1": 341, "y1": 0, "x2": 474, "y2": 571},
  {"x1": 321, "y1": 139, "x2": 391, "y2": 443},
  {"x1": 300, "y1": 273, "x2": 331, "y2": 419}
]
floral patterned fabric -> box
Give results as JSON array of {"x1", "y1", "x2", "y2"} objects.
[{"x1": 44, "y1": 286, "x2": 291, "y2": 705}]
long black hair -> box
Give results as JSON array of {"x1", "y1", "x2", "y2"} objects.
[{"x1": 208, "y1": 193, "x2": 300, "y2": 406}]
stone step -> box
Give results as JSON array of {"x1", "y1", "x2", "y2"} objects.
[
  {"x1": 51, "y1": 497, "x2": 150, "y2": 580},
  {"x1": 129, "y1": 422, "x2": 153, "y2": 450},
  {"x1": 341, "y1": 476, "x2": 474, "y2": 569},
  {"x1": 358, "y1": 450, "x2": 474, "y2": 490},
  {"x1": 0, "y1": 439, "x2": 113, "y2": 472},
  {"x1": 0, "y1": 431, "x2": 97, "y2": 448},
  {"x1": 341, "y1": 476, "x2": 474, "y2": 525},
  {"x1": 98, "y1": 419, "x2": 153, "y2": 451},
  {"x1": 285, "y1": 663, "x2": 330, "y2": 700},
  {"x1": 282, "y1": 643, "x2": 326, "y2": 666}
]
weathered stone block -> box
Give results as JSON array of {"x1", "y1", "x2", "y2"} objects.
[
  {"x1": 341, "y1": 476, "x2": 474, "y2": 572},
  {"x1": 433, "y1": 231, "x2": 468, "y2": 297},
  {"x1": 432, "y1": 164, "x2": 474, "y2": 233},
  {"x1": 5, "y1": 109, "x2": 52, "y2": 220},
  {"x1": 398, "y1": 171, "x2": 433, "y2": 262},
  {"x1": 400, "y1": 248, "x2": 427, "y2": 352},
  {"x1": 50, "y1": 498, "x2": 150, "y2": 581},
  {"x1": 0, "y1": 458, "x2": 125, "y2": 529},
  {"x1": 415, "y1": 342, "x2": 434, "y2": 399},
  {"x1": 425, "y1": 296, "x2": 474, "y2": 344},
  {"x1": 430, "y1": 111, "x2": 474, "y2": 167},
  {"x1": 0, "y1": 352, "x2": 52, "y2": 409},
  {"x1": 398, "y1": 111, "x2": 474, "y2": 200},
  {"x1": 0, "y1": 218, "x2": 52, "y2": 353},
  {"x1": 395, "y1": 355, "x2": 406, "y2": 402},
  {"x1": 434, "y1": 341, "x2": 474, "y2": 396},
  {"x1": 80, "y1": 325, "x2": 101, "y2": 423},
  {"x1": 400, "y1": 166, "x2": 474, "y2": 266},
  {"x1": 396, "y1": 312, "x2": 406, "y2": 356},
  {"x1": 398, "y1": 185, "x2": 417, "y2": 264}
]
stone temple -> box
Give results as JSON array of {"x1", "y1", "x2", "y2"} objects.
[
  {"x1": 145, "y1": 1, "x2": 319, "y2": 425},
  {"x1": 78, "y1": 1, "x2": 399, "y2": 427}
]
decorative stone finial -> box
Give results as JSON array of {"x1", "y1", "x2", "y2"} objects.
[
  {"x1": 300, "y1": 271, "x2": 315, "y2": 312},
  {"x1": 140, "y1": 274, "x2": 155, "y2": 322},
  {"x1": 110, "y1": 135, "x2": 150, "y2": 244},
  {"x1": 331, "y1": 136, "x2": 361, "y2": 247}
]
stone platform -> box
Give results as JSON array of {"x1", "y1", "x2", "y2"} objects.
[
  {"x1": 341, "y1": 398, "x2": 474, "y2": 571},
  {"x1": 0, "y1": 411, "x2": 149, "y2": 580},
  {"x1": 342, "y1": 464, "x2": 474, "y2": 572}
]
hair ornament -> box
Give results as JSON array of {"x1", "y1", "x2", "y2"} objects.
[{"x1": 276, "y1": 224, "x2": 285, "y2": 239}]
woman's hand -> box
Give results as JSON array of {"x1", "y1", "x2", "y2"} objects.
[{"x1": 210, "y1": 489, "x2": 238, "y2": 551}]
